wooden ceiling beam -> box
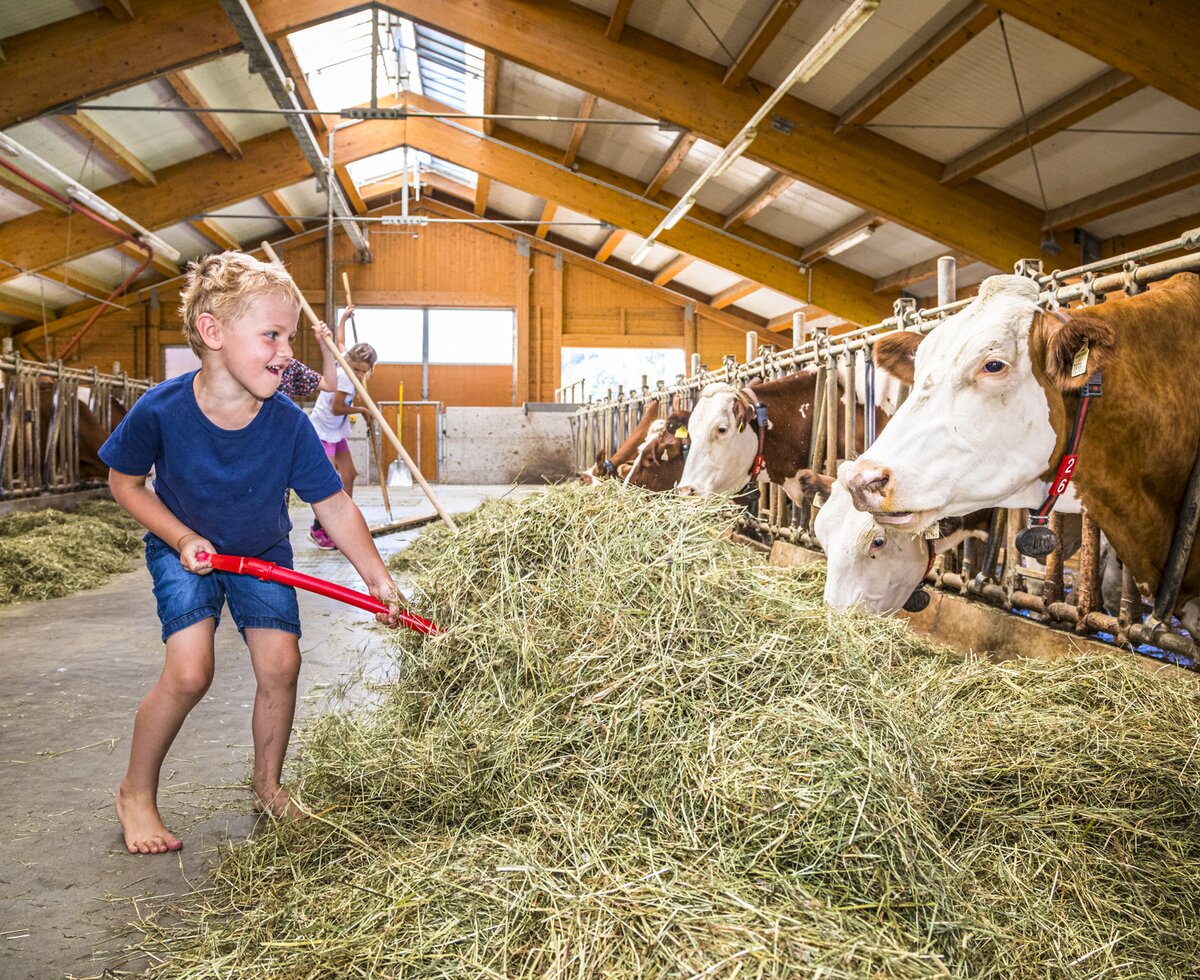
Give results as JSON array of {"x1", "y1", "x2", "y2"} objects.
[
  {"x1": 1047, "y1": 152, "x2": 1200, "y2": 231},
  {"x1": 711, "y1": 279, "x2": 760, "y2": 310},
  {"x1": 359, "y1": 170, "x2": 475, "y2": 204},
  {"x1": 652, "y1": 254, "x2": 694, "y2": 285},
  {"x1": 474, "y1": 176, "x2": 490, "y2": 215},
  {"x1": 837, "y1": 2, "x2": 997, "y2": 132},
  {"x1": 164, "y1": 72, "x2": 243, "y2": 160},
  {"x1": 189, "y1": 217, "x2": 239, "y2": 251},
  {"x1": 262, "y1": 190, "x2": 305, "y2": 233},
  {"x1": 274, "y1": 36, "x2": 330, "y2": 134},
  {"x1": 118, "y1": 241, "x2": 179, "y2": 279},
  {"x1": 942, "y1": 70, "x2": 1144, "y2": 186},
  {"x1": 989, "y1": 0, "x2": 1200, "y2": 115},
  {"x1": 102, "y1": 0, "x2": 135, "y2": 22},
  {"x1": 563, "y1": 93, "x2": 598, "y2": 166},
  {"x1": 607, "y1": 0, "x2": 634, "y2": 42},
  {"x1": 645, "y1": 132, "x2": 696, "y2": 198},
  {"x1": 36, "y1": 266, "x2": 117, "y2": 300},
  {"x1": 801, "y1": 213, "x2": 883, "y2": 264},
  {"x1": 0, "y1": 167, "x2": 63, "y2": 212},
  {"x1": 0, "y1": 291, "x2": 58, "y2": 322},
  {"x1": 723, "y1": 173, "x2": 793, "y2": 229},
  {"x1": 482, "y1": 51, "x2": 499, "y2": 136},
  {"x1": 535, "y1": 201, "x2": 558, "y2": 238},
  {"x1": 335, "y1": 165, "x2": 367, "y2": 215},
  {"x1": 723, "y1": 0, "x2": 803, "y2": 89},
  {"x1": 59, "y1": 112, "x2": 156, "y2": 186},
  {"x1": 874, "y1": 251, "x2": 971, "y2": 293},
  {"x1": 1099, "y1": 211, "x2": 1200, "y2": 259},
  {"x1": 595, "y1": 228, "x2": 628, "y2": 262}
]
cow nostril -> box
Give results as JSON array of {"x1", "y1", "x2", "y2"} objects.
[
  {"x1": 848, "y1": 465, "x2": 891, "y2": 498},
  {"x1": 865, "y1": 475, "x2": 890, "y2": 495},
  {"x1": 678, "y1": 486, "x2": 696, "y2": 496}
]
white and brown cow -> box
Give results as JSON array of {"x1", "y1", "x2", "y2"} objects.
[
  {"x1": 843, "y1": 272, "x2": 1200, "y2": 632},
  {"x1": 579, "y1": 400, "x2": 662, "y2": 485}
]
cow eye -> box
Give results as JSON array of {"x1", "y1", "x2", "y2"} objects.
[
  {"x1": 869, "y1": 535, "x2": 886, "y2": 552},
  {"x1": 982, "y1": 359, "x2": 1006, "y2": 374},
  {"x1": 716, "y1": 424, "x2": 728, "y2": 434}
]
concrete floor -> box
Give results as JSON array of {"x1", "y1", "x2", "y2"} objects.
[{"x1": 0, "y1": 485, "x2": 540, "y2": 980}]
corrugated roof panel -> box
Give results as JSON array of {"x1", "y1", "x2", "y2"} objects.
[
  {"x1": 0, "y1": 0, "x2": 99, "y2": 40},
  {"x1": 0, "y1": 185, "x2": 41, "y2": 222},
  {"x1": 744, "y1": 179, "x2": 862, "y2": 247},
  {"x1": 180, "y1": 54, "x2": 290, "y2": 142},
  {"x1": 672, "y1": 257, "x2": 743, "y2": 295},
  {"x1": 1083, "y1": 185, "x2": 1200, "y2": 241},
  {"x1": 825, "y1": 221, "x2": 949, "y2": 279},
  {"x1": 576, "y1": 99, "x2": 668, "y2": 184},
  {"x1": 981, "y1": 89, "x2": 1200, "y2": 212},
  {"x1": 628, "y1": 0, "x2": 777, "y2": 67},
  {"x1": 497, "y1": 62, "x2": 582, "y2": 152},
  {"x1": 1, "y1": 276, "x2": 81, "y2": 309},
  {"x1": 5, "y1": 117, "x2": 127, "y2": 192},
  {"x1": 80, "y1": 79, "x2": 214, "y2": 172},
  {"x1": 869, "y1": 17, "x2": 1106, "y2": 164}
]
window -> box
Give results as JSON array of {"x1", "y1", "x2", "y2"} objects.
[
  {"x1": 338, "y1": 307, "x2": 514, "y2": 365},
  {"x1": 163, "y1": 346, "x2": 201, "y2": 379},
  {"x1": 561, "y1": 347, "x2": 686, "y2": 399}
]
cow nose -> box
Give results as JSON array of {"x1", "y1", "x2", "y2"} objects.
[
  {"x1": 845, "y1": 462, "x2": 892, "y2": 508},
  {"x1": 677, "y1": 485, "x2": 696, "y2": 496}
]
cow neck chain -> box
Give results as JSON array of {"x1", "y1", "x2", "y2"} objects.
[
  {"x1": 735, "y1": 385, "x2": 770, "y2": 480},
  {"x1": 1016, "y1": 309, "x2": 1102, "y2": 557}
]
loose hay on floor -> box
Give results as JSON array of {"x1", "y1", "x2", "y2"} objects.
[
  {"x1": 130, "y1": 484, "x2": 1200, "y2": 978},
  {"x1": 0, "y1": 499, "x2": 142, "y2": 604}
]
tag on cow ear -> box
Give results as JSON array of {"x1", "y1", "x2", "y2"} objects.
[
  {"x1": 674, "y1": 426, "x2": 689, "y2": 439},
  {"x1": 1070, "y1": 340, "x2": 1090, "y2": 378},
  {"x1": 903, "y1": 588, "x2": 931, "y2": 613}
]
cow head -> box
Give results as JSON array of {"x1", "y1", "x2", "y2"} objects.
[
  {"x1": 677, "y1": 383, "x2": 760, "y2": 496},
  {"x1": 843, "y1": 275, "x2": 1117, "y2": 528},
  {"x1": 799, "y1": 468, "x2": 977, "y2": 615}
]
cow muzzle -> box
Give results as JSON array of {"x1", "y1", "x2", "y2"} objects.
[{"x1": 845, "y1": 462, "x2": 893, "y2": 510}]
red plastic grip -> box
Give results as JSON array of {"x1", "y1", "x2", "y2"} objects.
[{"x1": 196, "y1": 551, "x2": 440, "y2": 635}]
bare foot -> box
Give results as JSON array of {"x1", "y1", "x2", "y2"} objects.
[
  {"x1": 251, "y1": 784, "x2": 308, "y2": 823},
  {"x1": 115, "y1": 783, "x2": 183, "y2": 855}
]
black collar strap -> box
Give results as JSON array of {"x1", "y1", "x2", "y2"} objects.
[
  {"x1": 602, "y1": 458, "x2": 617, "y2": 477},
  {"x1": 736, "y1": 386, "x2": 770, "y2": 479},
  {"x1": 1015, "y1": 310, "x2": 1102, "y2": 558}
]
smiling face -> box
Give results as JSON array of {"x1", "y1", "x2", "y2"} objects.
[{"x1": 198, "y1": 291, "x2": 300, "y2": 401}]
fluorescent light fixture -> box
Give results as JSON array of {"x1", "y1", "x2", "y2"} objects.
[
  {"x1": 825, "y1": 224, "x2": 875, "y2": 256},
  {"x1": 661, "y1": 197, "x2": 694, "y2": 231},
  {"x1": 64, "y1": 180, "x2": 123, "y2": 223},
  {"x1": 783, "y1": 0, "x2": 878, "y2": 88},
  {"x1": 0, "y1": 133, "x2": 20, "y2": 157},
  {"x1": 630, "y1": 240, "x2": 654, "y2": 265}
]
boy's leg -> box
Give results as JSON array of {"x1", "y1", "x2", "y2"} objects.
[
  {"x1": 117, "y1": 618, "x2": 216, "y2": 854},
  {"x1": 244, "y1": 628, "x2": 305, "y2": 819}
]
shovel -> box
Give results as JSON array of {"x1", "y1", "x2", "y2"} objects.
[{"x1": 197, "y1": 551, "x2": 440, "y2": 635}]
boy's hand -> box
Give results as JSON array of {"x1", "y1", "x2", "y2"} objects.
[
  {"x1": 368, "y1": 577, "x2": 404, "y2": 627},
  {"x1": 311, "y1": 320, "x2": 333, "y2": 347},
  {"x1": 177, "y1": 533, "x2": 216, "y2": 575}
]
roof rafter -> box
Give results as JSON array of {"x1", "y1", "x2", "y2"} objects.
[
  {"x1": 645, "y1": 132, "x2": 696, "y2": 198},
  {"x1": 474, "y1": 176, "x2": 490, "y2": 215},
  {"x1": 262, "y1": 190, "x2": 304, "y2": 232},
  {"x1": 164, "y1": 72, "x2": 243, "y2": 159},
  {"x1": 117, "y1": 241, "x2": 178, "y2": 278},
  {"x1": 102, "y1": 0, "x2": 136, "y2": 22},
  {"x1": 59, "y1": 112, "x2": 156, "y2": 186},
  {"x1": 837, "y1": 2, "x2": 997, "y2": 132},
  {"x1": 722, "y1": 0, "x2": 803, "y2": 89},
  {"x1": 189, "y1": 217, "x2": 240, "y2": 251},
  {"x1": 595, "y1": 228, "x2": 628, "y2": 262},
  {"x1": 723, "y1": 173, "x2": 793, "y2": 230},
  {"x1": 0, "y1": 291, "x2": 59, "y2": 322},
  {"x1": 652, "y1": 254, "x2": 694, "y2": 285},
  {"x1": 801, "y1": 213, "x2": 883, "y2": 264},
  {"x1": 711, "y1": 279, "x2": 759, "y2": 310},
  {"x1": 535, "y1": 201, "x2": 557, "y2": 238},
  {"x1": 607, "y1": 0, "x2": 634, "y2": 42},
  {"x1": 941, "y1": 69, "x2": 1144, "y2": 187},
  {"x1": 273, "y1": 36, "x2": 330, "y2": 133},
  {"x1": 482, "y1": 51, "x2": 499, "y2": 136},
  {"x1": 563, "y1": 92, "x2": 597, "y2": 166},
  {"x1": 1047, "y1": 151, "x2": 1200, "y2": 231},
  {"x1": 874, "y1": 251, "x2": 972, "y2": 293}
]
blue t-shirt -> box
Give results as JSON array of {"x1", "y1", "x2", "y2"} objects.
[{"x1": 99, "y1": 371, "x2": 343, "y2": 564}]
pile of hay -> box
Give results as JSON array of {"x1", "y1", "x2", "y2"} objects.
[
  {"x1": 0, "y1": 499, "x2": 142, "y2": 604},
  {"x1": 133, "y1": 485, "x2": 1200, "y2": 978}
]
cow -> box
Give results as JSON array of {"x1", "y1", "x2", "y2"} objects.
[
  {"x1": 35, "y1": 382, "x2": 127, "y2": 482},
  {"x1": 842, "y1": 272, "x2": 1200, "y2": 635},
  {"x1": 621, "y1": 412, "x2": 690, "y2": 491},
  {"x1": 678, "y1": 370, "x2": 885, "y2": 504},
  {"x1": 579, "y1": 400, "x2": 661, "y2": 485}
]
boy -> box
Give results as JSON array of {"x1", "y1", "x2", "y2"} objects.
[{"x1": 100, "y1": 251, "x2": 400, "y2": 855}]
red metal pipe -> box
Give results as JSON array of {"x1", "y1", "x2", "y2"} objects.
[
  {"x1": 196, "y1": 551, "x2": 441, "y2": 636},
  {"x1": 0, "y1": 157, "x2": 156, "y2": 360}
]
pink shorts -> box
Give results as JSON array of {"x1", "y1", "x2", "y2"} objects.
[{"x1": 320, "y1": 438, "x2": 349, "y2": 458}]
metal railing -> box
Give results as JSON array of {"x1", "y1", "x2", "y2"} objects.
[
  {"x1": 570, "y1": 231, "x2": 1200, "y2": 665},
  {"x1": 0, "y1": 354, "x2": 152, "y2": 500}
]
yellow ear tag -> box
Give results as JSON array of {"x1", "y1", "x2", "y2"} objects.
[
  {"x1": 1070, "y1": 340, "x2": 1090, "y2": 378},
  {"x1": 674, "y1": 426, "x2": 689, "y2": 439},
  {"x1": 736, "y1": 422, "x2": 744, "y2": 433}
]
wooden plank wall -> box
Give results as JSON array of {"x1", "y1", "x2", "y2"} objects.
[{"x1": 44, "y1": 211, "x2": 775, "y2": 403}]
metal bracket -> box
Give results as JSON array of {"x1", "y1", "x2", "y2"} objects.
[
  {"x1": 770, "y1": 114, "x2": 794, "y2": 136},
  {"x1": 1013, "y1": 258, "x2": 1043, "y2": 280},
  {"x1": 1122, "y1": 259, "x2": 1144, "y2": 297},
  {"x1": 892, "y1": 295, "x2": 919, "y2": 327}
]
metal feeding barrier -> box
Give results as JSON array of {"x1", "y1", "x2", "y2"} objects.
[
  {"x1": 570, "y1": 230, "x2": 1200, "y2": 667},
  {"x1": 0, "y1": 354, "x2": 151, "y2": 500}
]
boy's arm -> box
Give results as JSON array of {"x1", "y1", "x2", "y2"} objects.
[
  {"x1": 108, "y1": 469, "x2": 214, "y2": 574},
  {"x1": 310, "y1": 490, "x2": 400, "y2": 625}
]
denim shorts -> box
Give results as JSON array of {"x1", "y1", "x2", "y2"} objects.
[{"x1": 144, "y1": 535, "x2": 301, "y2": 643}]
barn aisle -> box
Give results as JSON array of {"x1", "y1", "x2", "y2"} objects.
[{"x1": 0, "y1": 485, "x2": 539, "y2": 980}]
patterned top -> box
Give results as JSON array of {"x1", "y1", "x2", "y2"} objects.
[{"x1": 278, "y1": 359, "x2": 322, "y2": 400}]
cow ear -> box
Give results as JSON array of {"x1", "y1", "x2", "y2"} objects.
[
  {"x1": 1041, "y1": 313, "x2": 1118, "y2": 390},
  {"x1": 797, "y1": 468, "x2": 834, "y2": 503},
  {"x1": 731, "y1": 396, "x2": 751, "y2": 431},
  {"x1": 873, "y1": 331, "x2": 923, "y2": 385}
]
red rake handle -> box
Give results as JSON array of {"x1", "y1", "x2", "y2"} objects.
[{"x1": 196, "y1": 551, "x2": 440, "y2": 636}]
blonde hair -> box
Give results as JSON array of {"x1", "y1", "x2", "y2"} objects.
[
  {"x1": 345, "y1": 342, "x2": 378, "y2": 370},
  {"x1": 178, "y1": 251, "x2": 304, "y2": 356}
]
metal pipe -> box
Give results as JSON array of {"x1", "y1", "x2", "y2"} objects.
[{"x1": 936, "y1": 256, "x2": 957, "y2": 307}]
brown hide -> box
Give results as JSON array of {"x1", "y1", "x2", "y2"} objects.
[
  {"x1": 1029, "y1": 273, "x2": 1200, "y2": 601},
  {"x1": 37, "y1": 384, "x2": 118, "y2": 481},
  {"x1": 627, "y1": 412, "x2": 690, "y2": 491},
  {"x1": 582, "y1": 400, "x2": 661, "y2": 481},
  {"x1": 734, "y1": 372, "x2": 886, "y2": 488}
]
